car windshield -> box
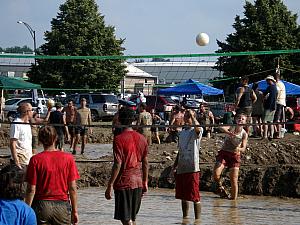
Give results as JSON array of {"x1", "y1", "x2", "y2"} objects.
[{"x1": 5, "y1": 99, "x2": 21, "y2": 105}]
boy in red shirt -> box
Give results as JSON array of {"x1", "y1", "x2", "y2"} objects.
[
  {"x1": 105, "y1": 107, "x2": 149, "y2": 225},
  {"x1": 25, "y1": 125, "x2": 80, "y2": 225}
]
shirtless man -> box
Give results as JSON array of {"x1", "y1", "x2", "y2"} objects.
[
  {"x1": 63, "y1": 99, "x2": 77, "y2": 151},
  {"x1": 137, "y1": 103, "x2": 152, "y2": 145},
  {"x1": 73, "y1": 98, "x2": 92, "y2": 155},
  {"x1": 168, "y1": 105, "x2": 185, "y2": 143}
]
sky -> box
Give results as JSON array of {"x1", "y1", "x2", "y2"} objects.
[{"x1": 0, "y1": 0, "x2": 299, "y2": 55}]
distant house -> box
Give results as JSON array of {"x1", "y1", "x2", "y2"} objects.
[
  {"x1": 0, "y1": 53, "x2": 34, "y2": 79},
  {"x1": 132, "y1": 61, "x2": 222, "y2": 84},
  {"x1": 122, "y1": 63, "x2": 157, "y2": 95}
]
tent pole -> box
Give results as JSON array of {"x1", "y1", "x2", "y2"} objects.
[{"x1": 0, "y1": 89, "x2": 4, "y2": 124}]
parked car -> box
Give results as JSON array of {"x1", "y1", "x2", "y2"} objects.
[
  {"x1": 63, "y1": 93, "x2": 119, "y2": 121},
  {"x1": 182, "y1": 99, "x2": 206, "y2": 109},
  {"x1": 4, "y1": 97, "x2": 49, "y2": 121},
  {"x1": 145, "y1": 95, "x2": 176, "y2": 114},
  {"x1": 129, "y1": 95, "x2": 176, "y2": 121},
  {"x1": 130, "y1": 95, "x2": 176, "y2": 112},
  {"x1": 118, "y1": 99, "x2": 137, "y2": 111},
  {"x1": 208, "y1": 102, "x2": 235, "y2": 122}
]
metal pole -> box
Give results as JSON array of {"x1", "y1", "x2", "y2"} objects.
[{"x1": 17, "y1": 21, "x2": 36, "y2": 65}]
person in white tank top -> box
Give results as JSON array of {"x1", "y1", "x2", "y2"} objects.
[{"x1": 213, "y1": 113, "x2": 248, "y2": 200}]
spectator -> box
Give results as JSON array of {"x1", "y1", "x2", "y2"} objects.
[
  {"x1": 235, "y1": 76, "x2": 257, "y2": 134},
  {"x1": 30, "y1": 110, "x2": 44, "y2": 154},
  {"x1": 251, "y1": 82, "x2": 264, "y2": 137},
  {"x1": 150, "y1": 109, "x2": 162, "y2": 144},
  {"x1": 62, "y1": 99, "x2": 77, "y2": 152},
  {"x1": 45, "y1": 102, "x2": 69, "y2": 150},
  {"x1": 172, "y1": 109, "x2": 203, "y2": 222},
  {"x1": 0, "y1": 165, "x2": 37, "y2": 225},
  {"x1": 105, "y1": 107, "x2": 148, "y2": 225},
  {"x1": 274, "y1": 72, "x2": 286, "y2": 139},
  {"x1": 112, "y1": 104, "x2": 124, "y2": 137},
  {"x1": 73, "y1": 98, "x2": 92, "y2": 155},
  {"x1": 25, "y1": 125, "x2": 79, "y2": 225},
  {"x1": 137, "y1": 103, "x2": 152, "y2": 145},
  {"x1": 10, "y1": 103, "x2": 34, "y2": 170},
  {"x1": 167, "y1": 105, "x2": 185, "y2": 143},
  {"x1": 196, "y1": 103, "x2": 214, "y2": 138},
  {"x1": 262, "y1": 75, "x2": 278, "y2": 140},
  {"x1": 0, "y1": 94, "x2": 5, "y2": 124},
  {"x1": 285, "y1": 106, "x2": 294, "y2": 132}
]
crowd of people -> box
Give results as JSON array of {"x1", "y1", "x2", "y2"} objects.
[
  {"x1": 0, "y1": 73, "x2": 294, "y2": 224},
  {"x1": 0, "y1": 97, "x2": 95, "y2": 224},
  {"x1": 234, "y1": 74, "x2": 292, "y2": 140},
  {"x1": 139, "y1": 73, "x2": 292, "y2": 144}
]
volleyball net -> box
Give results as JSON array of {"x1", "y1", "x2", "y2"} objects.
[{"x1": 0, "y1": 49, "x2": 300, "y2": 130}]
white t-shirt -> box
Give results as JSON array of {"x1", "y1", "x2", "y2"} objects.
[
  {"x1": 276, "y1": 80, "x2": 286, "y2": 106},
  {"x1": 177, "y1": 127, "x2": 203, "y2": 174},
  {"x1": 10, "y1": 118, "x2": 32, "y2": 165}
]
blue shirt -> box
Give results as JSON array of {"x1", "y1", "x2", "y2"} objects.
[
  {"x1": 264, "y1": 84, "x2": 278, "y2": 110},
  {"x1": 0, "y1": 199, "x2": 37, "y2": 225}
]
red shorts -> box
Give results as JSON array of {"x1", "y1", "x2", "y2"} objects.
[
  {"x1": 216, "y1": 150, "x2": 241, "y2": 168},
  {"x1": 175, "y1": 172, "x2": 200, "y2": 202}
]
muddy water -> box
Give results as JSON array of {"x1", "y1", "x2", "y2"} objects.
[
  {"x1": 78, "y1": 187, "x2": 300, "y2": 225},
  {"x1": 0, "y1": 143, "x2": 112, "y2": 158}
]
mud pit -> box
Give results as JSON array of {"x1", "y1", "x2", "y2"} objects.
[{"x1": 1, "y1": 125, "x2": 299, "y2": 198}]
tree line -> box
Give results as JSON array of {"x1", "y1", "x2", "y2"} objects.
[{"x1": 0, "y1": 46, "x2": 33, "y2": 53}]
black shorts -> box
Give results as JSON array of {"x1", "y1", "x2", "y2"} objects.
[
  {"x1": 75, "y1": 126, "x2": 87, "y2": 136},
  {"x1": 67, "y1": 124, "x2": 75, "y2": 136},
  {"x1": 114, "y1": 188, "x2": 142, "y2": 221},
  {"x1": 56, "y1": 134, "x2": 64, "y2": 150},
  {"x1": 274, "y1": 104, "x2": 284, "y2": 122}
]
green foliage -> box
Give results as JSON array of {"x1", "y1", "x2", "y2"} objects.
[
  {"x1": 215, "y1": 0, "x2": 300, "y2": 83},
  {"x1": 28, "y1": 0, "x2": 126, "y2": 91},
  {"x1": 0, "y1": 45, "x2": 33, "y2": 53}
]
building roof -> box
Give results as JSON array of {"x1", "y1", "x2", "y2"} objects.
[
  {"x1": 132, "y1": 61, "x2": 217, "y2": 68},
  {"x1": 0, "y1": 53, "x2": 35, "y2": 66},
  {"x1": 126, "y1": 63, "x2": 157, "y2": 78}
]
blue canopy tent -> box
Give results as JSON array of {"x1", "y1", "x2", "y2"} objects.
[
  {"x1": 158, "y1": 79, "x2": 224, "y2": 96},
  {"x1": 251, "y1": 80, "x2": 300, "y2": 95}
]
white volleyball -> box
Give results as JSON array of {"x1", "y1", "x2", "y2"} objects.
[{"x1": 196, "y1": 33, "x2": 210, "y2": 46}]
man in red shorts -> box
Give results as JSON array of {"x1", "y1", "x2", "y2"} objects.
[
  {"x1": 172, "y1": 109, "x2": 203, "y2": 222},
  {"x1": 213, "y1": 113, "x2": 248, "y2": 200},
  {"x1": 105, "y1": 107, "x2": 149, "y2": 225}
]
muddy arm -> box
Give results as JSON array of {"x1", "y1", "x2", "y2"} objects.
[{"x1": 25, "y1": 184, "x2": 36, "y2": 206}]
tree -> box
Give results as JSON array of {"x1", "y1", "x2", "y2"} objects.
[
  {"x1": 0, "y1": 45, "x2": 33, "y2": 53},
  {"x1": 28, "y1": 0, "x2": 126, "y2": 91},
  {"x1": 215, "y1": 0, "x2": 300, "y2": 83}
]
